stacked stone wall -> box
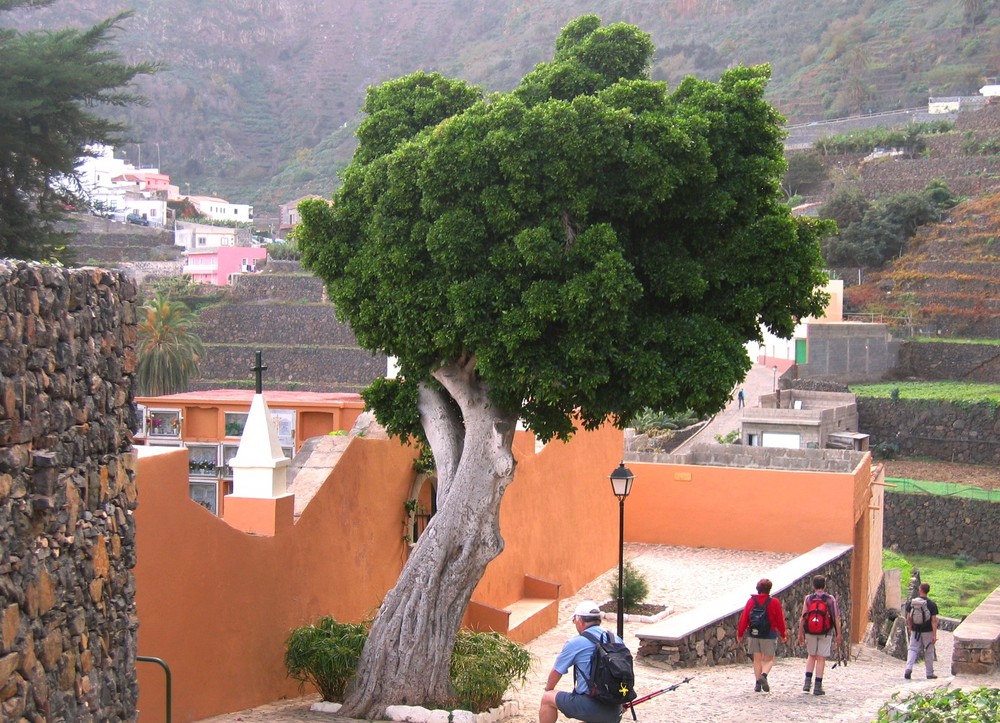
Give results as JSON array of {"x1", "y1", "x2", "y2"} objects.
[
  {"x1": 858, "y1": 398, "x2": 999, "y2": 466},
  {"x1": 196, "y1": 345, "x2": 384, "y2": 391},
  {"x1": 229, "y1": 270, "x2": 325, "y2": 303},
  {"x1": 196, "y1": 304, "x2": 357, "y2": 346},
  {"x1": 893, "y1": 342, "x2": 1000, "y2": 383},
  {"x1": 637, "y1": 551, "x2": 852, "y2": 668},
  {"x1": 0, "y1": 261, "x2": 139, "y2": 720},
  {"x1": 884, "y1": 493, "x2": 999, "y2": 563}
]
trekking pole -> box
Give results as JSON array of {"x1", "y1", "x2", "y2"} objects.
[{"x1": 624, "y1": 676, "x2": 695, "y2": 720}]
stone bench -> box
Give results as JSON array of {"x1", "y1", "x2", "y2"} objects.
[
  {"x1": 636, "y1": 543, "x2": 853, "y2": 668},
  {"x1": 466, "y1": 575, "x2": 560, "y2": 644},
  {"x1": 951, "y1": 584, "x2": 1000, "y2": 674}
]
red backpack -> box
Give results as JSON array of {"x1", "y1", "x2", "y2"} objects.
[{"x1": 803, "y1": 593, "x2": 834, "y2": 635}]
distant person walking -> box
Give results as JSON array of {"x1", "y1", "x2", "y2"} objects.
[
  {"x1": 737, "y1": 388, "x2": 745, "y2": 408},
  {"x1": 736, "y1": 578, "x2": 787, "y2": 692},
  {"x1": 904, "y1": 582, "x2": 939, "y2": 680},
  {"x1": 797, "y1": 575, "x2": 842, "y2": 696}
]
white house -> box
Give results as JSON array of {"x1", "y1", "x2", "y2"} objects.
[
  {"x1": 72, "y1": 145, "x2": 168, "y2": 226},
  {"x1": 188, "y1": 196, "x2": 254, "y2": 224}
]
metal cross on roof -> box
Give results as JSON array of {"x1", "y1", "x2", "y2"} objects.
[{"x1": 251, "y1": 349, "x2": 267, "y2": 394}]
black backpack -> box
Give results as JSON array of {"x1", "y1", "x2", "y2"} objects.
[
  {"x1": 748, "y1": 595, "x2": 771, "y2": 638},
  {"x1": 579, "y1": 628, "x2": 638, "y2": 707}
]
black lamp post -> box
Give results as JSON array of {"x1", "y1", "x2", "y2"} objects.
[{"x1": 609, "y1": 461, "x2": 635, "y2": 638}]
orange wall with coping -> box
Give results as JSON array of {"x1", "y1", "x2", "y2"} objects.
[
  {"x1": 135, "y1": 440, "x2": 415, "y2": 722},
  {"x1": 135, "y1": 425, "x2": 876, "y2": 719},
  {"x1": 135, "y1": 425, "x2": 625, "y2": 722},
  {"x1": 625, "y1": 459, "x2": 866, "y2": 553}
]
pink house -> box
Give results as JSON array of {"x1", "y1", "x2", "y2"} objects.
[{"x1": 183, "y1": 246, "x2": 267, "y2": 285}]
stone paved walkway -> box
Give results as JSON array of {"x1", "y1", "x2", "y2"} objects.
[{"x1": 198, "y1": 545, "x2": 999, "y2": 723}]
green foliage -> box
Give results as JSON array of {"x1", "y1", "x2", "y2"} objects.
[
  {"x1": 451, "y1": 630, "x2": 532, "y2": 712},
  {"x1": 0, "y1": 2, "x2": 159, "y2": 261},
  {"x1": 960, "y1": 130, "x2": 1000, "y2": 156},
  {"x1": 782, "y1": 151, "x2": 827, "y2": 198},
  {"x1": 267, "y1": 239, "x2": 302, "y2": 260},
  {"x1": 136, "y1": 295, "x2": 205, "y2": 396},
  {"x1": 284, "y1": 616, "x2": 368, "y2": 703},
  {"x1": 285, "y1": 619, "x2": 530, "y2": 711},
  {"x1": 609, "y1": 560, "x2": 650, "y2": 612},
  {"x1": 877, "y1": 686, "x2": 999, "y2": 722},
  {"x1": 850, "y1": 381, "x2": 1000, "y2": 405},
  {"x1": 629, "y1": 407, "x2": 700, "y2": 434},
  {"x1": 820, "y1": 180, "x2": 959, "y2": 268},
  {"x1": 812, "y1": 122, "x2": 953, "y2": 156},
  {"x1": 714, "y1": 429, "x2": 740, "y2": 444},
  {"x1": 298, "y1": 16, "x2": 829, "y2": 444},
  {"x1": 883, "y1": 550, "x2": 1000, "y2": 618}
]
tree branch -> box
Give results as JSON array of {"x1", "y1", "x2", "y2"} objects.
[{"x1": 416, "y1": 381, "x2": 462, "y2": 499}]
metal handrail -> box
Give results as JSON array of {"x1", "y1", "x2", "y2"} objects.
[{"x1": 137, "y1": 656, "x2": 172, "y2": 722}]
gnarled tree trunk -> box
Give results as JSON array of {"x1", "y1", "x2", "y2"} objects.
[{"x1": 339, "y1": 360, "x2": 517, "y2": 719}]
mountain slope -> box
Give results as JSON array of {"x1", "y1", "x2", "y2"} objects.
[{"x1": 7, "y1": 1, "x2": 999, "y2": 209}]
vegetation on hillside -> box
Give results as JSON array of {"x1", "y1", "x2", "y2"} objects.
[
  {"x1": 7, "y1": 1, "x2": 997, "y2": 209},
  {"x1": 0, "y1": 0, "x2": 157, "y2": 261},
  {"x1": 850, "y1": 381, "x2": 1000, "y2": 405}
]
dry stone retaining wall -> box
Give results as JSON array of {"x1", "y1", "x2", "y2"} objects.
[
  {"x1": 893, "y1": 342, "x2": 1000, "y2": 383},
  {"x1": 884, "y1": 493, "x2": 999, "y2": 563},
  {"x1": 858, "y1": 398, "x2": 1000, "y2": 466},
  {"x1": 0, "y1": 261, "x2": 139, "y2": 721}
]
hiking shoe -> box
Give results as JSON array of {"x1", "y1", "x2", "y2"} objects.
[
  {"x1": 904, "y1": 670, "x2": 911, "y2": 680},
  {"x1": 754, "y1": 680, "x2": 761, "y2": 692},
  {"x1": 760, "y1": 676, "x2": 770, "y2": 692},
  {"x1": 803, "y1": 679, "x2": 812, "y2": 692},
  {"x1": 927, "y1": 674, "x2": 938, "y2": 680},
  {"x1": 813, "y1": 685, "x2": 825, "y2": 696}
]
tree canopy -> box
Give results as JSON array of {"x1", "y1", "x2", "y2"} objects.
[
  {"x1": 299, "y1": 15, "x2": 829, "y2": 445},
  {"x1": 297, "y1": 15, "x2": 829, "y2": 717},
  {"x1": 0, "y1": 0, "x2": 157, "y2": 261}
]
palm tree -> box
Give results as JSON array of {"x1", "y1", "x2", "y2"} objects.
[{"x1": 136, "y1": 294, "x2": 205, "y2": 395}]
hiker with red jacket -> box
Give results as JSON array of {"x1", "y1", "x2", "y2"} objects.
[
  {"x1": 736, "y1": 578, "x2": 787, "y2": 693},
  {"x1": 797, "y1": 574, "x2": 842, "y2": 696}
]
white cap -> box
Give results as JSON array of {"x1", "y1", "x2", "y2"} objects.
[{"x1": 573, "y1": 600, "x2": 601, "y2": 618}]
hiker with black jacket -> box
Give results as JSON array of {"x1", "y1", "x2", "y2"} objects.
[
  {"x1": 539, "y1": 600, "x2": 626, "y2": 723},
  {"x1": 904, "y1": 582, "x2": 939, "y2": 680},
  {"x1": 797, "y1": 574, "x2": 842, "y2": 696},
  {"x1": 736, "y1": 578, "x2": 787, "y2": 693}
]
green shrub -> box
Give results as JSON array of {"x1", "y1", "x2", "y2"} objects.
[
  {"x1": 451, "y1": 630, "x2": 532, "y2": 712},
  {"x1": 284, "y1": 619, "x2": 531, "y2": 710},
  {"x1": 609, "y1": 560, "x2": 650, "y2": 612},
  {"x1": 876, "y1": 686, "x2": 999, "y2": 722},
  {"x1": 714, "y1": 429, "x2": 739, "y2": 444},
  {"x1": 628, "y1": 407, "x2": 700, "y2": 434},
  {"x1": 284, "y1": 616, "x2": 368, "y2": 702}
]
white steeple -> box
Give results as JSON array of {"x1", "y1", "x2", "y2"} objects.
[{"x1": 228, "y1": 351, "x2": 289, "y2": 498}]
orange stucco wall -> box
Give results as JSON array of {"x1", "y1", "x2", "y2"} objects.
[
  {"x1": 135, "y1": 425, "x2": 876, "y2": 720},
  {"x1": 134, "y1": 425, "x2": 625, "y2": 721},
  {"x1": 135, "y1": 440, "x2": 415, "y2": 722},
  {"x1": 625, "y1": 460, "x2": 865, "y2": 553}
]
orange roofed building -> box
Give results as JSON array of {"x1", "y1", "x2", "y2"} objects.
[{"x1": 134, "y1": 389, "x2": 365, "y2": 515}]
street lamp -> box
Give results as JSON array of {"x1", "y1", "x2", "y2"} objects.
[{"x1": 609, "y1": 461, "x2": 635, "y2": 638}]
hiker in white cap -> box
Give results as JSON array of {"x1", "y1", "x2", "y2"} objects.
[{"x1": 538, "y1": 600, "x2": 625, "y2": 723}]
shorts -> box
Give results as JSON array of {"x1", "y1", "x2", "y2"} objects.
[
  {"x1": 747, "y1": 637, "x2": 777, "y2": 656},
  {"x1": 805, "y1": 633, "x2": 832, "y2": 657},
  {"x1": 555, "y1": 692, "x2": 623, "y2": 723}
]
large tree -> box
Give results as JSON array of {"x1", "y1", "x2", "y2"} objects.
[
  {"x1": 297, "y1": 15, "x2": 829, "y2": 718},
  {"x1": 0, "y1": 0, "x2": 157, "y2": 261}
]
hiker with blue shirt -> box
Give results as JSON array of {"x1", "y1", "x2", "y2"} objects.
[
  {"x1": 539, "y1": 600, "x2": 625, "y2": 723},
  {"x1": 736, "y1": 578, "x2": 787, "y2": 693}
]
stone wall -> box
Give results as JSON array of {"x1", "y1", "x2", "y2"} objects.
[
  {"x1": 0, "y1": 261, "x2": 139, "y2": 720},
  {"x1": 858, "y1": 398, "x2": 1000, "y2": 465},
  {"x1": 637, "y1": 551, "x2": 853, "y2": 668},
  {"x1": 884, "y1": 493, "x2": 1000, "y2": 563},
  {"x1": 893, "y1": 342, "x2": 1000, "y2": 383}
]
